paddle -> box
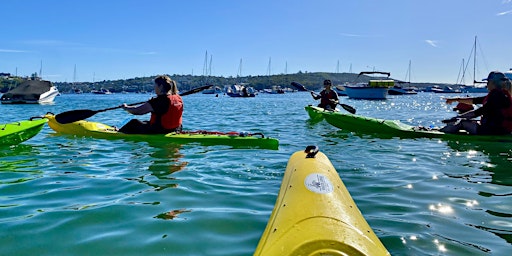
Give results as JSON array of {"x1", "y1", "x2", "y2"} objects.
[
  {"x1": 290, "y1": 82, "x2": 356, "y2": 114},
  {"x1": 55, "y1": 85, "x2": 211, "y2": 124}
]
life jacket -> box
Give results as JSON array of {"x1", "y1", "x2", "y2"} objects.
[
  {"x1": 320, "y1": 90, "x2": 338, "y2": 108},
  {"x1": 482, "y1": 89, "x2": 512, "y2": 133},
  {"x1": 149, "y1": 94, "x2": 183, "y2": 130},
  {"x1": 500, "y1": 90, "x2": 512, "y2": 132}
]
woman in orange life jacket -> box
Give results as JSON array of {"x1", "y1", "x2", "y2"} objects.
[
  {"x1": 118, "y1": 75, "x2": 183, "y2": 134},
  {"x1": 440, "y1": 71, "x2": 512, "y2": 135},
  {"x1": 311, "y1": 79, "x2": 339, "y2": 110}
]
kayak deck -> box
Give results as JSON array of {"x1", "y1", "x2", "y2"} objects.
[
  {"x1": 305, "y1": 105, "x2": 339, "y2": 121},
  {"x1": 255, "y1": 146, "x2": 389, "y2": 255},
  {"x1": 0, "y1": 117, "x2": 47, "y2": 146},
  {"x1": 321, "y1": 110, "x2": 512, "y2": 142},
  {"x1": 44, "y1": 114, "x2": 279, "y2": 149}
]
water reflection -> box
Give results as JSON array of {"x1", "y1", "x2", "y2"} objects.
[
  {"x1": 446, "y1": 140, "x2": 512, "y2": 186},
  {"x1": 147, "y1": 141, "x2": 188, "y2": 178},
  {"x1": 445, "y1": 140, "x2": 512, "y2": 246},
  {"x1": 0, "y1": 144, "x2": 42, "y2": 184}
]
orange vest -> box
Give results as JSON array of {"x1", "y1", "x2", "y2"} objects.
[{"x1": 149, "y1": 94, "x2": 183, "y2": 130}]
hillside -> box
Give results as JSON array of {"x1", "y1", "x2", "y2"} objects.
[{"x1": 1, "y1": 72, "x2": 451, "y2": 94}]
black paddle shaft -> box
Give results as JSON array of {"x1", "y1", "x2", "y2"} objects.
[{"x1": 54, "y1": 85, "x2": 211, "y2": 124}]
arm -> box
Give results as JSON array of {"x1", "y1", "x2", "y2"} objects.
[
  {"x1": 122, "y1": 102, "x2": 153, "y2": 115},
  {"x1": 445, "y1": 97, "x2": 474, "y2": 105},
  {"x1": 311, "y1": 91, "x2": 320, "y2": 100}
]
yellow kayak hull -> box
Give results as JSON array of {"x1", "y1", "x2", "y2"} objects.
[
  {"x1": 255, "y1": 147, "x2": 389, "y2": 256},
  {"x1": 44, "y1": 114, "x2": 278, "y2": 149}
]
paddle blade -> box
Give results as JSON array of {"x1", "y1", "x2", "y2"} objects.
[
  {"x1": 55, "y1": 109, "x2": 99, "y2": 124},
  {"x1": 340, "y1": 103, "x2": 356, "y2": 114},
  {"x1": 290, "y1": 82, "x2": 308, "y2": 91}
]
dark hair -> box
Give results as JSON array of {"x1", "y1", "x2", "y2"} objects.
[
  {"x1": 323, "y1": 79, "x2": 332, "y2": 85},
  {"x1": 154, "y1": 75, "x2": 178, "y2": 94}
]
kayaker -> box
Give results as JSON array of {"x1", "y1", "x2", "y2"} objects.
[
  {"x1": 118, "y1": 75, "x2": 183, "y2": 134},
  {"x1": 311, "y1": 79, "x2": 339, "y2": 110},
  {"x1": 440, "y1": 71, "x2": 512, "y2": 135}
]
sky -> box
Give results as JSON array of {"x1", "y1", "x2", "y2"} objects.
[{"x1": 1, "y1": 0, "x2": 512, "y2": 84}]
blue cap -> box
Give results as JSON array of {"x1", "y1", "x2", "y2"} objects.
[{"x1": 483, "y1": 71, "x2": 507, "y2": 82}]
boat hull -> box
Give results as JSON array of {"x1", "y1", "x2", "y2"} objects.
[
  {"x1": 1, "y1": 80, "x2": 59, "y2": 104},
  {"x1": 254, "y1": 147, "x2": 389, "y2": 256},
  {"x1": 344, "y1": 86, "x2": 388, "y2": 99},
  {"x1": 44, "y1": 114, "x2": 278, "y2": 149},
  {"x1": 0, "y1": 118, "x2": 48, "y2": 146},
  {"x1": 322, "y1": 111, "x2": 512, "y2": 142}
]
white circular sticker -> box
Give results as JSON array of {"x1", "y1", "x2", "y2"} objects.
[{"x1": 304, "y1": 173, "x2": 334, "y2": 194}]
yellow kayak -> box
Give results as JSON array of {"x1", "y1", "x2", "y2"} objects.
[
  {"x1": 254, "y1": 146, "x2": 389, "y2": 256},
  {"x1": 44, "y1": 114, "x2": 278, "y2": 149}
]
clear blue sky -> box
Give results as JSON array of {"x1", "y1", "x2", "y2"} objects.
[{"x1": 1, "y1": 0, "x2": 511, "y2": 84}]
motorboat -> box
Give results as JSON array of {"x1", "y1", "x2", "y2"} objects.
[
  {"x1": 344, "y1": 71, "x2": 393, "y2": 100},
  {"x1": 334, "y1": 85, "x2": 347, "y2": 96},
  {"x1": 91, "y1": 88, "x2": 112, "y2": 94},
  {"x1": 1, "y1": 79, "x2": 59, "y2": 104},
  {"x1": 388, "y1": 85, "x2": 417, "y2": 95},
  {"x1": 226, "y1": 84, "x2": 256, "y2": 97},
  {"x1": 202, "y1": 85, "x2": 223, "y2": 94},
  {"x1": 432, "y1": 86, "x2": 461, "y2": 93}
]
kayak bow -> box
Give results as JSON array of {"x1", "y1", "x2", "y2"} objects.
[
  {"x1": 0, "y1": 117, "x2": 47, "y2": 146},
  {"x1": 305, "y1": 105, "x2": 338, "y2": 121},
  {"x1": 255, "y1": 146, "x2": 389, "y2": 255}
]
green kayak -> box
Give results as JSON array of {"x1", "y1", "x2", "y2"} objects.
[
  {"x1": 304, "y1": 105, "x2": 339, "y2": 121},
  {"x1": 44, "y1": 114, "x2": 279, "y2": 149},
  {"x1": 321, "y1": 110, "x2": 512, "y2": 142},
  {"x1": 0, "y1": 117, "x2": 48, "y2": 146}
]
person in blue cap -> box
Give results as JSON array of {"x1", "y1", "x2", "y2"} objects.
[
  {"x1": 440, "y1": 71, "x2": 512, "y2": 135},
  {"x1": 311, "y1": 79, "x2": 339, "y2": 110}
]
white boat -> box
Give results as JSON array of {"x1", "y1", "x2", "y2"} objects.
[
  {"x1": 225, "y1": 84, "x2": 256, "y2": 97},
  {"x1": 432, "y1": 86, "x2": 461, "y2": 93},
  {"x1": 504, "y1": 68, "x2": 512, "y2": 80},
  {"x1": 344, "y1": 71, "x2": 393, "y2": 100},
  {"x1": 1, "y1": 79, "x2": 59, "y2": 104},
  {"x1": 389, "y1": 60, "x2": 418, "y2": 95},
  {"x1": 388, "y1": 85, "x2": 417, "y2": 95},
  {"x1": 91, "y1": 88, "x2": 112, "y2": 94}
]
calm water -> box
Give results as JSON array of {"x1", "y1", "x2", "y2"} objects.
[{"x1": 1, "y1": 92, "x2": 511, "y2": 255}]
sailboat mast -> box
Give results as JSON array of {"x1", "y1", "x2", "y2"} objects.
[
  {"x1": 407, "y1": 60, "x2": 411, "y2": 84},
  {"x1": 473, "y1": 36, "x2": 477, "y2": 85},
  {"x1": 39, "y1": 60, "x2": 43, "y2": 79}
]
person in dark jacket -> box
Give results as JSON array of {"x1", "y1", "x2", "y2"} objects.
[
  {"x1": 440, "y1": 71, "x2": 512, "y2": 135},
  {"x1": 311, "y1": 79, "x2": 339, "y2": 110}
]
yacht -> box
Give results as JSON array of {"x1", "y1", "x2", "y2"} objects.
[{"x1": 1, "y1": 79, "x2": 59, "y2": 104}]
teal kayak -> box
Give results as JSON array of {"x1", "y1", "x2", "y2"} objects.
[
  {"x1": 44, "y1": 114, "x2": 279, "y2": 149},
  {"x1": 0, "y1": 117, "x2": 48, "y2": 146},
  {"x1": 321, "y1": 110, "x2": 512, "y2": 142}
]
